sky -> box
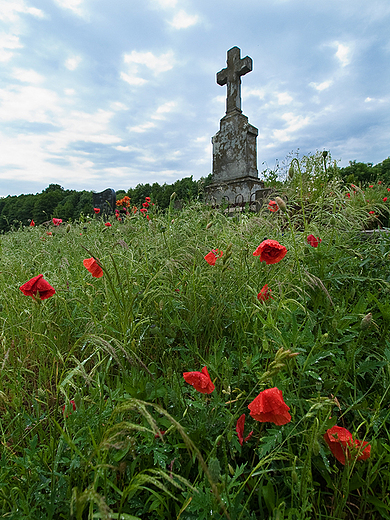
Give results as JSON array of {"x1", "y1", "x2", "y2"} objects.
[{"x1": 0, "y1": 0, "x2": 389, "y2": 197}]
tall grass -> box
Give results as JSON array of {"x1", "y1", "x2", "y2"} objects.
[{"x1": 1, "y1": 156, "x2": 390, "y2": 519}]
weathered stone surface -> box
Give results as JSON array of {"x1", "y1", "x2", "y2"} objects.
[
  {"x1": 92, "y1": 188, "x2": 116, "y2": 215},
  {"x1": 206, "y1": 46, "x2": 267, "y2": 205},
  {"x1": 212, "y1": 112, "x2": 258, "y2": 182}
]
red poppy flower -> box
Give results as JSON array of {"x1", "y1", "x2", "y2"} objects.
[
  {"x1": 248, "y1": 387, "x2": 291, "y2": 425},
  {"x1": 257, "y1": 284, "x2": 273, "y2": 302},
  {"x1": 268, "y1": 200, "x2": 279, "y2": 212},
  {"x1": 253, "y1": 240, "x2": 287, "y2": 265},
  {"x1": 142, "y1": 202, "x2": 149, "y2": 208},
  {"x1": 30, "y1": 220, "x2": 35, "y2": 227},
  {"x1": 146, "y1": 215, "x2": 151, "y2": 220},
  {"x1": 140, "y1": 208, "x2": 147, "y2": 215},
  {"x1": 324, "y1": 425, "x2": 371, "y2": 465},
  {"x1": 369, "y1": 211, "x2": 375, "y2": 215},
  {"x1": 183, "y1": 366, "x2": 215, "y2": 394},
  {"x1": 62, "y1": 400, "x2": 76, "y2": 417},
  {"x1": 307, "y1": 234, "x2": 322, "y2": 248},
  {"x1": 145, "y1": 197, "x2": 151, "y2": 203},
  {"x1": 83, "y1": 258, "x2": 103, "y2": 278},
  {"x1": 94, "y1": 208, "x2": 100, "y2": 214},
  {"x1": 383, "y1": 197, "x2": 388, "y2": 202},
  {"x1": 387, "y1": 188, "x2": 390, "y2": 192},
  {"x1": 236, "y1": 414, "x2": 254, "y2": 446},
  {"x1": 154, "y1": 430, "x2": 166, "y2": 439},
  {"x1": 369, "y1": 185, "x2": 374, "y2": 188},
  {"x1": 46, "y1": 231, "x2": 52, "y2": 236},
  {"x1": 104, "y1": 222, "x2": 112, "y2": 227},
  {"x1": 204, "y1": 249, "x2": 223, "y2": 266},
  {"x1": 346, "y1": 193, "x2": 351, "y2": 198},
  {"x1": 20, "y1": 274, "x2": 56, "y2": 300},
  {"x1": 52, "y1": 218, "x2": 62, "y2": 226},
  {"x1": 378, "y1": 181, "x2": 382, "y2": 184}
]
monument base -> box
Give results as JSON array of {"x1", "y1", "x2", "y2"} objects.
[{"x1": 205, "y1": 176, "x2": 271, "y2": 207}]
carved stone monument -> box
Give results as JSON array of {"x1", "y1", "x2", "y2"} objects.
[
  {"x1": 92, "y1": 188, "x2": 116, "y2": 216},
  {"x1": 206, "y1": 47, "x2": 267, "y2": 206}
]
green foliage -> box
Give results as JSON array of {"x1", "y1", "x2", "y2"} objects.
[{"x1": 0, "y1": 153, "x2": 390, "y2": 518}]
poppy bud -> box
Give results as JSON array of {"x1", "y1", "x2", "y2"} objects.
[
  {"x1": 360, "y1": 313, "x2": 372, "y2": 331},
  {"x1": 66, "y1": 224, "x2": 71, "y2": 233},
  {"x1": 275, "y1": 196, "x2": 287, "y2": 212},
  {"x1": 288, "y1": 165, "x2": 294, "y2": 179}
]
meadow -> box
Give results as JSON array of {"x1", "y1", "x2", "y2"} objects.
[{"x1": 1, "y1": 154, "x2": 390, "y2": 519}]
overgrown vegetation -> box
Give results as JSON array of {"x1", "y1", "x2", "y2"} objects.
[{"x1": 0, "y1": 151, "x2": 390, "y2": 519}]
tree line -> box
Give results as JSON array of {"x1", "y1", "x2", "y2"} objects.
[{"x1": 0, "y1": 156, "x2": 389, "y2": 233}]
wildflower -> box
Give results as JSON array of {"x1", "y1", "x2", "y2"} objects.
[
  {"x1": 378, "y1": 181, "x2": 382, "y2": 185},
  {"x1": 183, "y1": 366, "x2": 215, "y2": 394},
  {"x1": 307, "y1": 234, "x2": 322, "y2": 248},
  {"x1": 145, "y1": 197, "x2": 151, "y2": 203},
  {"x1": 204, "y1": 249, "x2": 223, "y2": 266},
  {"x1": 324, "y1": 425, "x2": 371, "y2": 465},
  {"x1": 387, "y1": 188, "x2": 390, "y2": 192},
  {"x1": 62, "y1": 400, "x2": 76, "y2": 417},
  {"x1": 83, "y1": 258, "x2": 103, "y2": 278},
  {"x1": 20, "y1": 274, "x2": 55, "y2": 300},
  {"x1": 253, "y1": 239, "x2": 287, "y2": 265},
  {"x1": 104, "y1": 222, "x2": 112, "y2": 227},
  {"x1": 257, "y1": 284, "x2": 273, "y2": 302},
  {"x1": 142, "y1": 202, "x2": 149, "y2": 208},
  {"x1": 94, "y1": 208, "x2": 100, "y2": 214},
  {"x1": 236, "y1": 414, "x2": 254, "y2": 446},
  {"x1": 369, "y1": 185, "x2": 374, "y2": 188},
  {"x1": 52, "y1": 218, "x2": 62, "y2": 226},
  {"x1": 154, "y1": 430, "x2": 166, "y2": 439},
  {"x1": 369, "y1": 211, "x2": 375, "y2": 215},
  {"x1": 275, "y1": 196, "x2": 287, "y2": 212},
  {"x1": 30, "y1": 220, "x2": 35, "y2": 227},
  {"x1": 383, "y1": 197, "x2": 388, "y2": 202},
  {"x1": 46, "y1": 232, "x2": 52, "y2": 236},
  {"x1": 248, "y1": 387, "x2": 291, "y2": 425},
  {"x1": 140, "y1": 208, "x2": 147, "y2": 215},
  {"x1": 268, "y1": 200, "x2": 279, "y2": 212},
  {"x1": 146, "y1": 215, "x2": 151, "y2": 220},
  {"x1": 346, "y1": 193, "x2": 351, "y2": 198}
]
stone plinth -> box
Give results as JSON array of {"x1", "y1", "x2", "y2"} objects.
[{"x1": 212, "y1": 112, "x2": 258, "y2": 183}]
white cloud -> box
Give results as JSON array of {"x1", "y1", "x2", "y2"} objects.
[
  {"x1": 127, "y1": 121, "x2": 156, "y2": 133},
  {"x1": 65, "y1": 56, "x2": 82, "y2": 70},
  {"x1": 0, "y1": 0, "x2": 44, "y2": 22},
  {"x1": 12, "y1": 68, "x2": 44, "y2": 84},
  {"x1": 151, "y1": 100, "x2": 177, "y2": 120},
  {"x1": 64, "y1": 88, "x2": 75, "y2": 96},
  {"x1": 169, "y1": 10, "x2": 199, "y2": 29},
  {"x1": 110, "y1": 101, "x2": 128, "y2": 111},
  {"x1": 276, "y1": 92, "x2": 293, "y2": 105},
  {"x1": 245, "y1": 88, "x2": 265, "y2": 100},
  {"x1": 272, "y1": 113, "x2": 311, "y2": 143},
  {"x1": 0, "y1": 34, "x2": 23, "y2": 62},
  {"x1": 0, "y1": 86, "x2": 60, "y2": 123},
  {"x1": 120, "y1": 72, "x2": 147, "y2": 86},
  {"x1": 52, "y1": 0, "x2": 85, "y2": 17},
  {"x1": 149, "y1": 0, "x2": 177, "y2": 8},
  {"x1": 310, "y1": 80, "x2": 333, "y2": 91},
  {"x1": 335, "y1": 42, "x2": 351, "y2": 67},
  {"x1": 121, "y1": 50, "x2": 175, "y2": 86}
]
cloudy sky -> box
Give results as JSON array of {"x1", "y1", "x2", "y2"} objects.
[{"x1": 0, "y1": 0, "x2": 389, "y2": 197}]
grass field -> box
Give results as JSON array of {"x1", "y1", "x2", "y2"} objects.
[{"x1": 1, "y1": 156, "x2": 390, "y2": 519}]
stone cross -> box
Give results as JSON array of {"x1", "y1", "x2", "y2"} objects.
[{"x1": 217, "y1": 46, "x2": 253, "y2": 115}]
